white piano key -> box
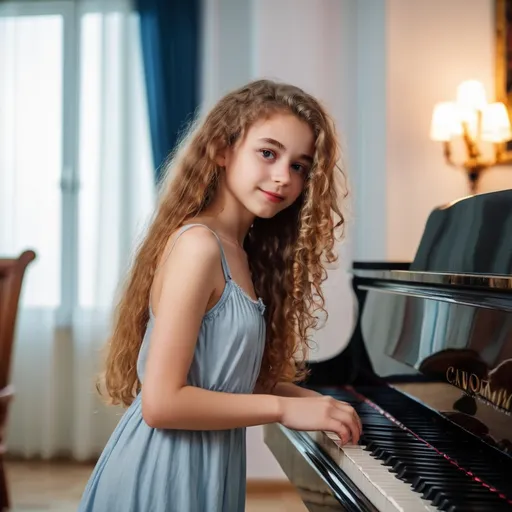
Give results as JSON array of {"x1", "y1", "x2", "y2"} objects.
[{"x1": 307, "y1": 431, "x2": 438, "y2": 512}]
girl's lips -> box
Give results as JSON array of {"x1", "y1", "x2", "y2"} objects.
[{"x1": 260, "y1": 189, "x2": 285, "y2": 203}]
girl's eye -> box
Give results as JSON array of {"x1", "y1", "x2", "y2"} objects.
[
  {"x1": 291, "y1": 163, "x2": 305, "y2": 173},
  {"x1": 260, "y1": 149, "x2": 275, "y2": 159}
]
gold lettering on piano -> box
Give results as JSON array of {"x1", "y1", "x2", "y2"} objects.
[
  {"x1": 446, "y1": 366, "x2": 512, "y2": 413},
  {"x1": 469, "y1": 373, "x2": 479, "y2": 393}
]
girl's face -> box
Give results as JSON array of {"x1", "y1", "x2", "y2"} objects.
[{"x1": 220, "y1": 113, "x2": 315, "y2": 219}]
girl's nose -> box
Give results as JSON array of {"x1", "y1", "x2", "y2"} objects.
[{"x1": 271, "y1": 163, "x2": 291, "y2": 185}]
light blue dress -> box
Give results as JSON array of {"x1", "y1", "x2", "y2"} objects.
[{"x1": 78, "y1": 224, "x2": 266, "y2": 512}]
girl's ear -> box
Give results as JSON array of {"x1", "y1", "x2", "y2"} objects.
[
  {"x1": 216, "y1": 143, "x2": 234, "y2": 168},
  {"x1": 215, "y1": 147, "x2": 228, "y2": 168}
]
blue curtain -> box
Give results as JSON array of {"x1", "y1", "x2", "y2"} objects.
[{"x1": 136, "y1": 0, "x2": 201, "y2": 184}]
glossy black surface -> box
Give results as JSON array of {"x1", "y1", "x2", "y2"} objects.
[
  {"x1": 360, "y1": 278, "x2": 512, "y2": 423},
  {"x1": 264, "y1": 191, "x2": 512, "y2": 511},
  {"x1": 411, "y1": 190, "x2": 512, "y2": 275},
  {"x1": 353, "y1": 268, "x2": 512, "y2": 290}
]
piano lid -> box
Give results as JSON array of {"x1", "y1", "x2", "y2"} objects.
[{"x1": 410, "y1": 189, "x2": 512, "y2": 276}]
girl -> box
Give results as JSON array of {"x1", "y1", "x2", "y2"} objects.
[{"x1": 79, "y1": 79, "x2": 362, "y2": 512}]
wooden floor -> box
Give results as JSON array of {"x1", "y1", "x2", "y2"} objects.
[{"x1": 4, "y1": 460, "x2": 307, "y2": 511}]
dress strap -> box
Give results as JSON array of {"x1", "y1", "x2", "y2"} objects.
[{"x1": 155, "y1": 223, "x2": 232, "y2": 282}]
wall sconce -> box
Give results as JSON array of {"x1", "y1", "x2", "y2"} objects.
[{"x1": 430, "y1": 80, "x2": 512, "y2": 194}]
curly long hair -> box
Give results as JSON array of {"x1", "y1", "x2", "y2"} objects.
[{"x1": 101, "y1": 79, "x2": 347, "y2": 407}]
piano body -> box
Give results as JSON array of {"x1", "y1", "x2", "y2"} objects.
[{"x1": 264, "y1": 190, "x2": 512, "y2": 512}]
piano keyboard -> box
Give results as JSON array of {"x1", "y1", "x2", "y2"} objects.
[
  {"x1": 315, "y1": 386, "x2": 512, "y2": 512},
  {"x1": 321, "y1": 431, "x2": 436, "y2": 511}
]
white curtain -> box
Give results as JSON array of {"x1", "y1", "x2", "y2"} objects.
[{"x1": 0, "y1": 0, "x2": 155, "y2": 460}]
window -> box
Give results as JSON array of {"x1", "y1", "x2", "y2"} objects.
[
  {"x1": 0, "y1": 0, "x2": 154, "y2": 315},
  {"x1": 0, "y1": 8, "x2": 65, "y2": 307}
]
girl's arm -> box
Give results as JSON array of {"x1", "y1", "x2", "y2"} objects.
[
  {"x1": 253, "y1": 378, "x2": 322, "y2": 398},
  {"x1": 271, "y1": 382, "x2": 322, "y2": 398},
  {"x1": 142, "y1": 228, "x2": 361, "y2": 443}
]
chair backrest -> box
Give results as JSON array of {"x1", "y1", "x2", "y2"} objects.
[{"x1": 0, "y1": 250, "x2": 36, "y2": 390}]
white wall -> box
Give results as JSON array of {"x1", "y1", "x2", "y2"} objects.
[{"x1": 201, "y1": 0, "x2": 512, "y2": 480}]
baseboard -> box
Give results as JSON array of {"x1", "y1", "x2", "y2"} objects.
[{"x1": 246, "y1": 479, "x2": 294, "y2": 494}]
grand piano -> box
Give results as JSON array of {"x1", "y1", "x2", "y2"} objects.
[{"x1": 264, "y1": 190, "x2": 512, "y2": 511}]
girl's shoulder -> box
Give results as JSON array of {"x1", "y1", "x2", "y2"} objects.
[
  {"x1": 156, "y1": 222, "x2": 222, "y2": 274},
  {"x1": 150, "y1": 223, "x2": 225, "y2": 317}
]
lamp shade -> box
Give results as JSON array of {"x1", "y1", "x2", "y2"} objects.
[
  {"x1": 456, "y1": 80, "x2": 487, "y2": 111},
  {"x1": 481, "y1": 102, "x2": 512, "y2": 142},
  {"x1": 430, "y1": 102, "x2": 461, "y2": 141}
]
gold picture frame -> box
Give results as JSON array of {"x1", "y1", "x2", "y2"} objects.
[{"x1": 495, "y1": 0, "x2": 512, "y2": 162}]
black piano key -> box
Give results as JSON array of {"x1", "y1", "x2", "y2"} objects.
[
  {"x1": 439, "y1": 498, "x2": 512, "y2": 512},
  {"x1": 440, "y1": 492, "x2": 510, "y2": 506},
  {"x1": 394, "y1": 466, "x2": 420, "y2": 481},
  {"x1": 370, "y1": 446, "x2": 453, "y2": 461},
  {"x1": 368, "y1": 444, "x2": 443, "y2": 457},
  {"x1": 383, "y1": 455, "x2": 452, "y2": 468},
  {"x1": 381, "y1": 453, "x2": 447, "y2": 466},
  {"x1": 412, "y1": 475, "x2": 487, "y2": 491},
  {"x1": 391, "y1": 466, "x2": 470, "y2": 483},
  {"x1": 379, "y1": 445, "x2": 453, "y2": 458},
  {"x1": 426, "y1": 486, "x2": 502, "y2": 502},
  {"x1": 411, "y1": 478, "x2": 478, "y2": 493},
  {"x1": 388, "y1": 459, "x2": 458, "y2": 472},
  {"x1": 364, "y1": 436, "x2": 431, "y2": 446},
  {"x1": 446, "y1": 503, "x2": 512, "y2": 512},
  {"x1": 395, "y1": 466, "x2": 476, "y2": 483},
  {"x1": 373, "y1": 445, "x2": 450, "y2": 457}
]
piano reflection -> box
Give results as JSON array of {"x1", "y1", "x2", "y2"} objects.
[{"x1": 264, "y1": 190, "x2": 512, "y2": 512}]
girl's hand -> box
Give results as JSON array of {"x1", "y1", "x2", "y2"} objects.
[{"x1": 278, "y1": 395, "x2": 362, "y2": 445}]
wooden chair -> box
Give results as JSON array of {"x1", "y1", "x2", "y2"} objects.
[{"x1": 0, "y1": 250, "x2": 36, "y2": 511}]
